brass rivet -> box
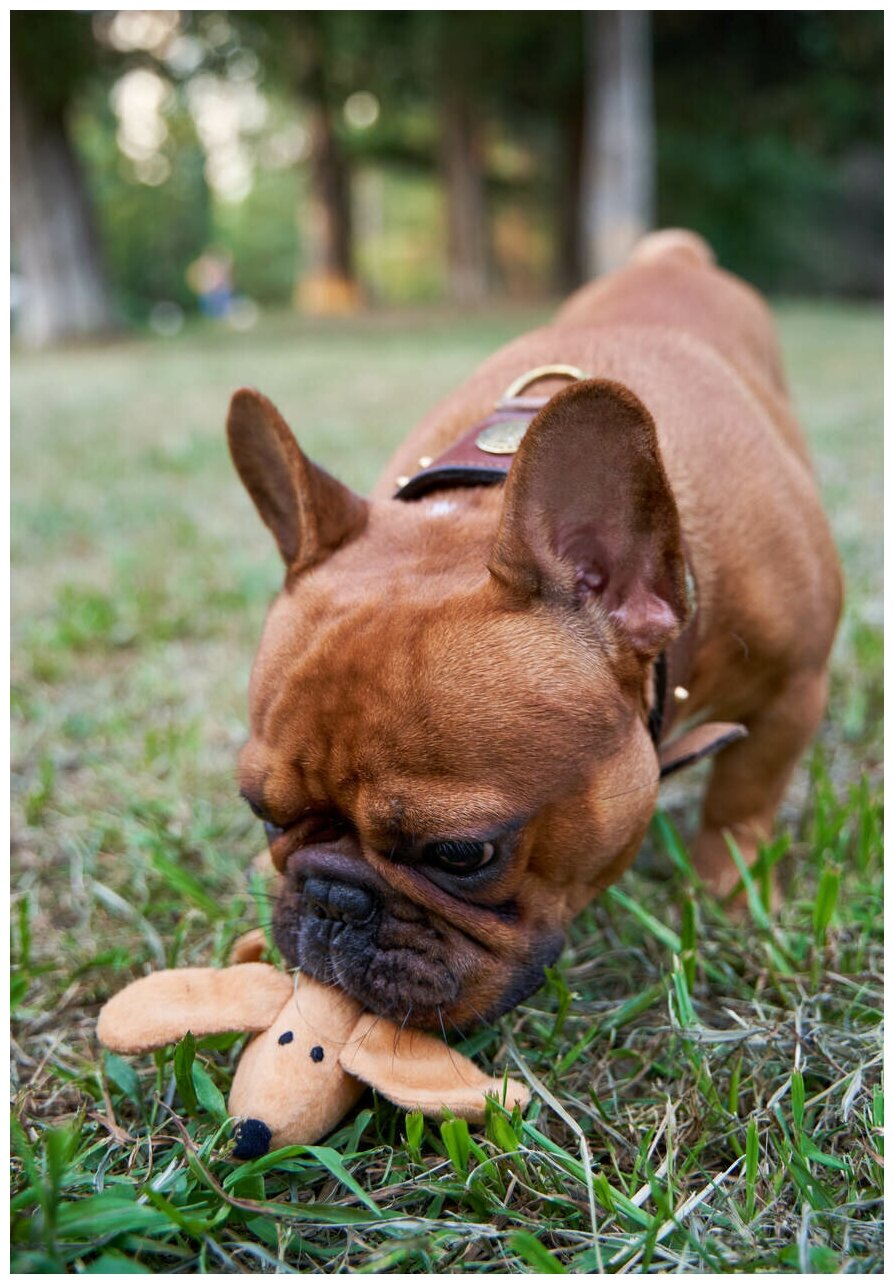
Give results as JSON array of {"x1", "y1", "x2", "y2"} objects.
[
  {"x1": 396, "y1": 475, "x2": 410, "y2": 488},
  {"x1": 674, "y1": 686, "x2": 690, "y2": 701},
  {"x1": 476, "y1": 416, "x2": 532, "y2": 455},
  {"x1": 418, "y1": 455, "x2": 433, "y2": 468}
]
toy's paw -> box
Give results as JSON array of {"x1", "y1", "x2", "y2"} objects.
[
  {"x1": 229, "y1": 928, "x2": 268, "y2": 965},
  {"x1": 232, "y1": 1117, "x2": 273, "y2": 1160}
]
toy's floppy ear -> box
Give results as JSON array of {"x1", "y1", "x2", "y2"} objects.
[
  {"x1": 97, "y1": 964, "x2": 293, "y2": 1053},
  {"x1": 339, "y1": 1015, "x2": 530, "y2": 1122}
]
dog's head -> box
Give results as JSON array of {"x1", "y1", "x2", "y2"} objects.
[{"x1": 228, "y1": 380, "x2": 689, "y2": 1031}]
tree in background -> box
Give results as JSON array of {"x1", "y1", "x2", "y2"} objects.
[
  {"x1": 11, "y1": 13, "x2": 114, "y2": 346},
  {"x1": 314, "y1": 10, "x2": 492, "y2": 306},
  {"x1": 435, "y1": 16, "x2": 489, "y2": 305},
  {"x1": 286, "y1": 14, "x2": 360, "y2": 315},
  {"x1": 579, "y1": 10, "x2": 655, "y2": 278},
  {"x1": 226, "y1": 11, "x2": 368, "y2": 315},
  {"x1": 477, "y1": 13, "x2": 584, "y2": 292}
]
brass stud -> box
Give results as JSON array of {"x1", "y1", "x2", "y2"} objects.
[
  {"x1": 475, "y1": 416, "x2": 532, "y2": 455},
  {"x1": 418, "y1": 455, "x2": 433, "y2": 468},
  {"x1": 674, "y1": 686, "x2": 690, "y2": 702},
  {"x1": 396, "y1": 475, "x2": 410, "y2": 488}
]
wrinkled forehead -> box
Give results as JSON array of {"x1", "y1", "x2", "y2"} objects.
[
  {"x1": 250, "y1": 587, "x2": 454, "y2": 744},
  {"x1": 244, "y1": 582, "x2": 628, "y2": 830}
]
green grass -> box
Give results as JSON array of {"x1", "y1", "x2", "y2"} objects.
[{"x1": 11, "y1": 300, "x2": 882, "y2": 1272}]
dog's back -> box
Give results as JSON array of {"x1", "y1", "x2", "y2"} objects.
[
  {"x1": 381, "y1": 230, "x2": 810, "y2": 494},
  {"x1": 554, "y1": 229, "x2": 810, "y2": 467}
]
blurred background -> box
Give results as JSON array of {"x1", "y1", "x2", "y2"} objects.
[{"x1": 11, "y1": 10, "x2": 883, "y2": 345}]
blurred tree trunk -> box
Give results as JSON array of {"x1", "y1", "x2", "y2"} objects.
[
  {"x1": 294, "y1": 20, "x2": 360, "y2": 315},
  {"x1": 439, "y1": 56, "x2": 488, "y2": 304},
  {"x1": 556, "y1": 94, "x2": 585, "y2": 292},
  {"x1": 579, "y1": 10, "x2": 655, "y2": 279},
  {"x1": 11, "y1": 72, "x2": 112, "y2": 347}
]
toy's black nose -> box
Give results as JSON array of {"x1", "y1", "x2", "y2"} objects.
[
  {"x1": 232, "y1": 1118, "x2": 272, "y2": 1160},
  {"x1": 303, "y1": 877, "x2": 376, "y2": 925}
]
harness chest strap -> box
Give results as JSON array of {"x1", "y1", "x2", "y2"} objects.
[{"x1": 392, "y1": 366, "x2": 746, "y2": 776}]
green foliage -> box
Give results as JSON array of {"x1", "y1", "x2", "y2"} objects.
[
  {"x1": 67, "y1": 71, "x2": 211, "y2": 322},
  {"x1": 510, "y1": 1229, "x2": 567, "y2": 1273},
  {"x1": 212, "y1": 163, "x2": 299, "y2": 305},
  {"x1": 173, "y1": 1033, "x2": 199, "y2": 1113},
  {"x1": 12, "y1": 9, "x2": 881, "y2": 326},
  {"x1": 653, "y1": 12, "x2": 882, "y2": 294}
]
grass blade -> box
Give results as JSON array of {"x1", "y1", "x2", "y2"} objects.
[
  {"x1": 605, "y1": 885, "x2": 681, "y2": 952},
  {"x1": 172, "y1": 1032, "x2": 198, "y2": 1114},
  {"x1": 509, "y1": 1230, "x2": 567, "y2": 1273},
  {"x1": 813, "y1": 862, "x2": 841, "y2": 947},
  {"x1": 440, "y1": 1116, "x2": 471, "y2": 1177},
  {"x1": 302, "y1": 1145, "x2": 382, "y2": 1217},
  {"x1": 745, "y1": 1118, "x2": 759, "y2": 1221}
]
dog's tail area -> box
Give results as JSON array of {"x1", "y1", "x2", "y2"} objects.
[{"x1": 629, "y1": 228, "x2": 715, "y2": 269}]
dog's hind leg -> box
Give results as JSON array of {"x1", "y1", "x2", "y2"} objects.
[{"x1": 692, "y1": 667, "x2": 830, "y2": 906}]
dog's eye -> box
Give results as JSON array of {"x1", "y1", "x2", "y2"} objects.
[
  {"x1": 242, "y1": 796, "x2": 284, "y2": 837},
  {"x1": 425, "y1": 840, "x2": 495, "y2": 875},
  {"x1": 241, "y1": 792, "x2": 276, "y2": 825},
  {"x1": 305, "y1": 812, "x2": 349, "y2": 843},
  {"x1": 243, "y1": 795, "x2": 267, "y2": 821}
]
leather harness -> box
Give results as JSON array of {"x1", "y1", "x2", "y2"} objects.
[{"x1": 392, "y1": 366, "x2": 746, "y2": 778}]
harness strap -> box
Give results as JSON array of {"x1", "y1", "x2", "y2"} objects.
[{"x1": 395, "y1": 367, "x2": 584, "y2": 501}]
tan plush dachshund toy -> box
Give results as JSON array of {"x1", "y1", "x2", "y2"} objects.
[{"x1": 97, "y1": 951, "x2": 530, "y2": 1160}]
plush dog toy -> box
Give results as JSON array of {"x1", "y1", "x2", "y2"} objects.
[{"x1": 97, "y1": 943, "x2": 530, "y2": 1159}]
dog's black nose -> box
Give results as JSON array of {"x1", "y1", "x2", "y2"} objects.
[{"x1": 303, "y1": 877, "x2": 376, "y2": 925}]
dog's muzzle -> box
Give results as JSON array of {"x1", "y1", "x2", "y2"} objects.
[{"x1": 273, "y1": 850, "x2": 462, "y2": 1023}]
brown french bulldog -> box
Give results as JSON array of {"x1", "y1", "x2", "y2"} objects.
[{"x1": 227, "y1": 230, "x2": 841, "y2": 1033}]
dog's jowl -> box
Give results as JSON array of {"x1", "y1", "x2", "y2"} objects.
[{"x1": 227, "y1": 230, "x2": 841, "y2": 1032}]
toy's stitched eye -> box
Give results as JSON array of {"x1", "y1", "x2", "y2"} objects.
[
  {"x1": 424, "y1": 840, "x2": 496, "y2": 875},
  {"x1": 278, "y1": 1031, "x2": 293, "y2": 1045},
  {"x1": 310, "y1": 1045, "x2": 324, "y2": 1062}
]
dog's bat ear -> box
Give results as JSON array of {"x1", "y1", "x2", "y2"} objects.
[
  {"x1": 488, "y1": 379, "x2": 690, "y2": 658},
  {"x1": 97, "y1": 964, "x2": 293, "y2": 1053},
  {"x1": 339, "y1": 1015, "x2": 530, "y2": 1122},
  {"x1": 227, "y1": 388, "x2": 368, "y2": 573}
]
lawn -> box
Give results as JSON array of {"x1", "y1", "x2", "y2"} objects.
[{"x1": 11, "y1": 299, "x2": 882, "y2": 1273}]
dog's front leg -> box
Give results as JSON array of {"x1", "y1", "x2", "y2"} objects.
[{"x1": 693, "y1": 668, "x2": 830, "y2": 907}]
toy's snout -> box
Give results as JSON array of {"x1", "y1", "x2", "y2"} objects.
[
  {"x1": 232, "y1": 1117, "x2": 273, "y2": 1160},
  {"x1": 227, "y1": 980, "x2": 366, "y2": 1154}
]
